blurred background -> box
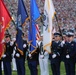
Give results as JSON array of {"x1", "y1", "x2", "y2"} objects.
[{"x1": 4, "y1": 0, "x2": 76, "y2": 38}]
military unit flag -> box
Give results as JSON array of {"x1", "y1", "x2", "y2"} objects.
[
  {"x1": 28, "y1": 0, "x2": 40, "y2": 51},
  {"x1": 16, "y1": 0, "x2": 28, "y2": 52},
  {"x1": 43, "y1": 0, "x2": 55, "y2": 53},
  {"x1": 0, "y1": 0, "x2": 11, "y2": 58}
]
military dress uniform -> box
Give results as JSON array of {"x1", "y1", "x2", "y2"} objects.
[
  {"x1": 63, "y1": 32, "x2": 76, "y2": 75},
  {"x1": 2, "y1": 40, "x2": 14, "y2": 75},
  {"x1": 27, "y1": 44, "x2": 39, "y2": 75},
  {"x1": 38, "y1": 41, "x2": 49, "y2": 75},
  {"x1": 49, "y1": 33, "x2": 62, "y2": 75},
  {"x1": 14, "y1": 40, "x2": 28, "y2": 75},
  {"x1": 12, "y1": 38, "x2": 17, "y2": 71}
]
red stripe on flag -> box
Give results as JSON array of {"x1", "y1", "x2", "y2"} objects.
[{"x1": 35, "y1": 24, "x2": 40, "y2": 40}]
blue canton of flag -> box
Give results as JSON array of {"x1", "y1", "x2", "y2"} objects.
[
  {"x1": 16, "y1": 0, "x2": 28, "y2": 52},
  {"x1": 28, "y1": 0, "x2": 40, "y2": 52},
  {"x1": 17, "y1": 0, "x2": 28, "y2": 25}
]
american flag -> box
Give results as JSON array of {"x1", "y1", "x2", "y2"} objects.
[{"x1": 35, "y1": 24, "x2": 40, "y2": 40}]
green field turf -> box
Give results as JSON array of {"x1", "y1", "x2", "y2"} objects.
[{"x1": 3, "y1": 61, "x2": 66, "y2": 75}]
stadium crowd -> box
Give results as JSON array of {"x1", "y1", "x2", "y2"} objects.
[{"x1": 3, "y1": 0, "x2": 76, "y2": 37}]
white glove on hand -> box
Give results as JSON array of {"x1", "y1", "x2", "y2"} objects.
[
  {"x1": 66, "y1": 55, "x2": 70, "y2": 59},
  {"x1": 61, "y1": 41, "x2": 65, "y2": 47},
  {"x1": 10, "y1": 41, "x2": 14, "y2": 46},
  {"x1": 52, "y1": 54, "x2": 57, "y2": 58},
  {"x1": 12, "y1": 38, "x2": 16, "y2": 42},
  {"x1": 40, "y1": 55, "x2": 44, "y2": 59},
  {"x1": 23, "y1": 44, "x2": 26, "y2": 48},
  {"x1": 44, "y1": 51, "x2": 48, "y2": 56},
  {"x1": 29, "y1": 54, "x2": 32, "y2": 58},
  {"x1": 1, "y1": 39, "x2": 5, "y2": 44},
  {"x1": 16, "y1": 53, "x2": 20, "y2": 57},
  {"x1": 62, "y1": 41, "x2": 65, "y2": 44},
  {"x1": 2, "y1": 54, "x2": 6, "y2": 58}
]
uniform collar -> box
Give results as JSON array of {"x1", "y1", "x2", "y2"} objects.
[{"x1": 55, "y1": 41, "x2": 59, "y2": 43}]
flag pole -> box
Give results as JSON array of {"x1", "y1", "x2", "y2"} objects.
[
  {"x1": 55, "y1": 14, "x2": 63, "y2": 40},
  {"x1": 40, "y1": 12, "x2": 45, "y2": 26}
]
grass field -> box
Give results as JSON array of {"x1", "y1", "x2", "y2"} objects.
[{"x1": 3, "y1": 61, "x2": 66, "y2": 75}]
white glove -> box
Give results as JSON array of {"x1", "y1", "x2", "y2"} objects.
[
  {"x1": 1, "y1": 39, "x2": 5, "y2": 44},
  {"x1": 12, "y1": 38, "x2": 16, "y2": 42},
  {"x1": 16, "y1": 53, "x2": 20, "y2": 57},
  {"x1": 23, "y1": 44, "x2": 26, "y2": 48},
  {"x1": 66, "y1": 55, "x2": 70, "y2": 59},
  {"x1": 44, "y1": 51, "x2": 48, "y2": 55},
  {"x1": 29, "y1": 54, "x2": 32, "y2": 58},
  {"x1": 61, "y1": 41, "x2": 65, "y2": 47},
  {"x1": 10, "y1": 41, "x2": 14, "y2": 46},
  {"x1": 62, "y1": 41, "x2": 65, "y2": 44},
  {"x1": 40, "y1": 55, "x2": 44, "y2": 59},
  {"x1": 52, "y1": 54, "x2": 57, "y2": 58},
  {"x1": 2, "y1": 54, "x2": 6, "y2": 58}
]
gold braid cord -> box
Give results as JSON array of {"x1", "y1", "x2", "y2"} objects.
[
  {"x1": 29, "y1": 44, "x2": 37, "y2": 55},
  {"x1": 28, "y1": 41, "x2": 37, "y2": 55},
  {"x1": 0, "y1": 43, "x2": 6, "y2": 59},
  {"x1": 16, "y1": 44, "x2": 24, "y2": 56},
  {"x1": 30, "y1": 48, "x2": 37, "y2": 55},
  {"x1": 17, "y1": 48, "x2": 24, "y2": 56}
]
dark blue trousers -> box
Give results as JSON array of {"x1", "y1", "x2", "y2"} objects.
[
  {"x1": 28, "y1": 61, "x2": 38, "y2": 75},
  {"x1": 64, "y1": 60, "x2": 75, "y2": 75},
  {"x1": 0, "y1": 61, "x2": 2, "y2": 75},
  {"x1": 50, "y1": 59, "x2": 61, "y2": 75},
  {"x1": 15, "y1": 58, "x2": 25, "y2": 75},
  {"x1": 3, "y1": 61, "x2": 12, "y2": 75}
]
